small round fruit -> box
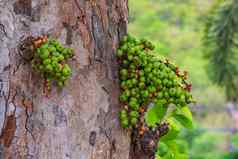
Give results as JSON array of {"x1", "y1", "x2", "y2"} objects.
[
  {"x1": 117, "y1": 49, "x2": 123, "y2": 57},
  {"x1": 43, "y1": 59, "x2": 51, "y2": 65},
  {"x1": 57, "y1": 81, "x2": 64, "y2": 87},
  {"x1": 120, "y1": 69, "x2": 128, "y2": 78},
  {"x1": 46, "y1": 64, "x2": 53, "y2": 72},
  {"x1": 40, "y1": 50, "x2": 49, "y2": 59},
  {"x1": 119, "y1": 94, "x2": 128, "y2": 102},
  {"x1": 129, "y1": 111, "x2": 139, "y2": 118},
  {"x1": 130, "y1": 118, "x2": 138, "y2": 126},
  {"x1": 141, "y1": 90, "x2": 149, "y2": 98},
  {"x1": 48, "y1": 46, "x2": 56, "y2": 53},
  {"x1": 121, "y1": 119, "x2": 129, "y2": 128}
]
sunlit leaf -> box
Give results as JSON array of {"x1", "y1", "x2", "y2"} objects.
[
  {"x1": 156, "y1": 140, "x2": 189, "y2": 159},
  {"x1": 172, "y1": 106, "x2": 193, "y2": 129},
  {"x1": 145, "y1": 102, "x2": 168, "y2": 127},
  {"x1": 161, "y1": 118, "x2": 180, "y2": 141}
]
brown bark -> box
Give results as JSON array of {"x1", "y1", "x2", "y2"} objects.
[{"x1": 0, "y1": 0, "x2": 130, "y2": 159}]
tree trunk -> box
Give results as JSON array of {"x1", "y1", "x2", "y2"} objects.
[{"x1": 0, "y1": 0, "x2": 130, "y2": 159}]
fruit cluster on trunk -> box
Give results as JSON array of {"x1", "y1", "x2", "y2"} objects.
[
  {"x1": 117, "y1": 35, "x2": 193, "y2": 158},
  {"x1": 19, "y1": 36, "x2": 74, "y2": 95}
]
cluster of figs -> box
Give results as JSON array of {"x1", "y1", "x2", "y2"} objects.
[
  {"x1": 30, "y1": 36, "x2": 74, "y2": 94},
  {"x1": 117, "y1": 35, "x2": 193, "y2": 157}
]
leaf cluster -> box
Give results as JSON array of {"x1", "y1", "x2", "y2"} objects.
[{"x1": 203, "y1": 0, "x2": 238, "y2": 101}]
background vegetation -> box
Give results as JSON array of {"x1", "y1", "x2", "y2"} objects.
[{"x1": 129, "y1": 0, "x2": 238, "y2": 158}]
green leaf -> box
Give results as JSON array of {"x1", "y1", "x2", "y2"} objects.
[
  {"x1": 156, "y1": 140, "x2": 189, "y2": 159},
  {"x1": 175, "y1": 154, "x2": 188, "y2": 159},
  {"x1": 145, "y1": 107, "x2": 158, "y2": 127},
  {"x1": 172, "y1": 106, "x2": 193, "y2": 129},
  {"x1": 157, "y1": 142, "x2": 169, "y2": 157},
  {"x1": 160, "y1": 118, "x2": 180, "y2": 141},
  {"x1": 145, "y1": 102, "x2": 168, "y2": 127},
  {"x1": 162, "y1": 153, "x2": 176, "y2": 159}
]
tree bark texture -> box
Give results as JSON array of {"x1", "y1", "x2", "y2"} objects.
[{"x1": 0, "y1": 0, "x2": 129, "y2": 159}]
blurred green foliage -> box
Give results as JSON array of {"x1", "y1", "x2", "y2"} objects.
[
  {"x1": 203, "y1": 0, "x2": 238, "y2": 101},
  {"x1": 190, "y1": 132, "x2": 225, "y2": 159},
  {"x1": 180, "y1": 128, "x2": 238, "y2": 159}
]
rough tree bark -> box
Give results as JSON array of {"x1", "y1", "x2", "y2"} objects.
[{"x1": 0, "y1": 0, "x2": 130, "y2": 159}]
